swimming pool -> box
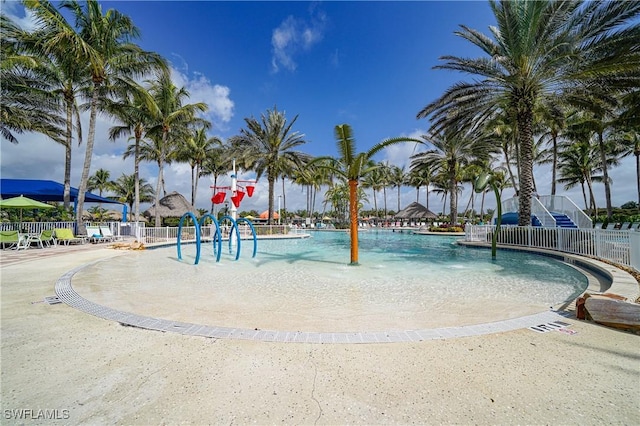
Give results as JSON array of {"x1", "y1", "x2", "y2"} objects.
[{"x1": 72, "y1": 230, "x2": 587, "y2": 333}]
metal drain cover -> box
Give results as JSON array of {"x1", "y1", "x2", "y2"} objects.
[{"x1": 44, "y1": 296, "x2": 61, "y2": 305}]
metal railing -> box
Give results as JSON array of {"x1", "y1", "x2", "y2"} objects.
[
  {"x1": 465, "y1": 224, "x2": 637, "y2": 270},
  {"x1": 531, "y1": 197, "x2": 556, "y2": 227},
  {"x1": 538, "y1": 195, "x2": 592, "y2": 229}
]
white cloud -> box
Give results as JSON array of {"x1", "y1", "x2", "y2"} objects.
[
  {"x1": 2, "y1": 1, "x2": 37, "y2": 31},
  {"x1": 271, "y1": 8, "x2": 327, "y2": 73},
  {"x1": 169, "y1": 67, "x2": 235, "y2": 130}
]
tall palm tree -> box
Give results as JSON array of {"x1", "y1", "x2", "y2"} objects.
[
  {"x1": 310, "y1": 124, "x2": 417, "y2": 265},
  {"x1": 411, "y1": 128, "x2": 493, "y2": 225},
  {"x1": 408, "y1": 163, "x2": 435, "y2": 210},
  {"x1": 389, "y1": 165, "x2": 406, "y2": 213},
  {"x1": 24, "y1": 0, "x2": 167, "y2": 231},
  {"x1": 175, "y1": 126, "x2": 219, "y2": 206},
  {"x1": 87, "y1": 168, "x2": 113, "y2": 198},
  {"x1": 229, "y1": 106, "x2": 309, "y2": 224},
  {"x1": 557, "y1": 139, "x2": 604, "y2": 212},
  {"x1": 107, "y1": 85, "x2": 155, "y2": 222},
  {"x1": 110, "y1": 173, "x2": 154, "y2": 220},
  {"x1": 418, "y1": 0, "x2": 640, "y2": 226},
  {"x1": 145, "y1": 69, "x2": 208, "y2": 225}
]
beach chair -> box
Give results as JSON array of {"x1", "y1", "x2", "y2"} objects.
[
  {"x1": 631, "y1": 222, "x2": 640, "y2": 231},
  {"x1": 99, "y1": 226, "x2": 120, "y2": 242},
  {"x1": 593, "y1": 222, "x2": 604, "y2": 229},
  {"x1": 619, "y1": 222, "x2": 631, "y2": 230},
  {"x1": 0, "y1": 230, "x2": 19, "y2": 249},
  {"x1": 86, "y1": 225, "x2": 108, "y2": 243},
  {"x1": 54, "y1": 228, "x2": 85, "y2": 245},
  {"x1": 27, "y1": 229, "x2": 55, "y2": 248}
]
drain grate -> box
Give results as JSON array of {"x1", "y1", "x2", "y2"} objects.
[
  {"x1": 529, "y1": 320, "x2": 571, "y2": 333},
  {"x1": 44, "y1": 296, "x2": 61, "y2": 305}
]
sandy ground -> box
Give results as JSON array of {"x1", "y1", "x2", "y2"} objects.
[{"x1": 1, "y1": 248, "x2": 639, "y2": 425}]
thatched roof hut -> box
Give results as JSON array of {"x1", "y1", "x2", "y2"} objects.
[
  {"x1": 395, "y1": 202, "x2": 437, "y2": 220},
  {"x1": 144, "y1": 191, "x2": 196, "y2": 220}
]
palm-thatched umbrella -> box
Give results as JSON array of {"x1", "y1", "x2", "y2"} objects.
[
  {"x1": 395, "y1": 202, "x2": 437, "y2": 220},
  {"x1": 144, "y1": 192, "x2": 196, "y2": 224}
]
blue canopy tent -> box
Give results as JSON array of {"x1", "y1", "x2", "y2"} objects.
[{"x1": 0, "y1": 179, "x2": 127, "y2": 221}]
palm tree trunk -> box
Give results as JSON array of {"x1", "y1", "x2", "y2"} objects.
[
  {"x1": 268, "y1": 176, "x2": 275, "y2": 225},
  {"x1": 551, "y1": 136, "x2": 558, "y2": 195},
  {"x1": 76, "y1": 89, "x2": 99, "y2": 232},
  {"x1": 190, "y1": 165, "x2": 196, "y2": 206},
  {"x1": 64, "y1": 100, "x2": 73, "y2": 209},
  {"x1": 597, "y1": 131, "x2": 613, "y2": 219},
  {"x1": 373, "y1": 190, "x2": 378, "y2": 218},
  {"x1": 449, "y1": 166, "x2": 457, "y2": 225},
  {"x1": 349, "y1": 179, "x2": 359, "y2": 265},
  {"x1": 134, "y1": 137, "x2": 140, "y2": 222},
  {"x1": 383, "y1": 187, "x2": 388, "y2": 224},
  {"x1": 155, "y1": 158, "x2": 164, "y2": 227},
  {"x1": 517, "y1": 107, "x2": 534, "y2": 227},
  {"x1": 282, "y1": 177, "x2": 286, "y2": 216}
]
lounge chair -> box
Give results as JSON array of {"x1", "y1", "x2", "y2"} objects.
[
  {"x1": 631, "y1": 222, "x2": 640, "y2": 231},
  {"x1": 99, "y1": 226, "x2": 120, "y2": 242},
  {"x1": 27, "y1": 229, "x2": 55, "y2": 249},
  {"x1": 593, "y1": 222, "x2": 604, "y2": 229},
  {"x1": 54, "y1": 228, "x2": 85, "y2": 245},
  {"x1": 86, "y1": 225, "x2": 108, "y2": 243},
  {"x1": 0, "y1": 230, "x2": 19, "y2": 249},
  {"x1": 618, "y1": 222, "x2": 631, "y2": 230}
]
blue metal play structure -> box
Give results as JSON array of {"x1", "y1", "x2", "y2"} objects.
[{"x1": 176, "y1": 212, "x2": 257, "y2": 265}]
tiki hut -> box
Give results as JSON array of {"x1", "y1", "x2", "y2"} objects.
[
  {"x1": 395, "y1": 202, "x2": 437, "y2": 221},
  {"x1": 144, "y1": 191, "x2": 196, "y2": 224}
]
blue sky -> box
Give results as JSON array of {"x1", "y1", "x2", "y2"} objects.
[{"x1": 1, "y1": 1, "x2": 636, "y2": 214}]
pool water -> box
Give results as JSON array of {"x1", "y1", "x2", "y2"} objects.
[{"x1": 75, "y1": 230, "x2": 587, "y2": 332}]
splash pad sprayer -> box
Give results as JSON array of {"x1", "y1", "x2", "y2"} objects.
[{"x1": 177, "y1": 160, "x2": 258, "y2": 265}]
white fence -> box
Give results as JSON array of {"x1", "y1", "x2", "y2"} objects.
[
  {"x1": 136, "y1": 224, "x2": 289, "y2": 244},
  {"x1": 465, "y1": 225, "x2": 638, "y2": 271}
]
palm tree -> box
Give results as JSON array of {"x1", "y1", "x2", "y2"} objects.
[
  {"x1": 389, "y1": 165, "x2": 406, "y2": 213},
  {"x1": 362, "y1": 163, "x2": 383, "y2": 219},
  {"x1": 110, "y1": 173, "x2": 154, "y2": 220},
  {"x1": 107, "y1": 85, "x2": 155, "y2": 222},
  {"x1": 144, "y1": 69, "x2": 208, "y2": 225},
  {"x1": 557, "y1": 139, "x2": 603, "y2": 212},
  {"x1": 200, "y1": 145, "x2": 234, "y2": 214},
  {"x1": 411, "y1": 128, "x2": 493, "y2": 225},
  {"x1": 615, "y1": 129, "x2": 640, "y2": 210},
  {"x1": 175, "y1": 126, "x2": 220, "y2": 206},
  {"x1": 417, "y1": 0, "x2": 640, "y2": 226},
  {"x1": 24, "y1": 0, "x2": 167, "y2": 231},
  {"x1": 0, "y1": 14, "x2": 64, "y2": 145},
  {"x1": 407, "y1": 163, "x2": 435, "y2": 210},
  {"x1": 310, "y1": 124, "x2": 417, "y2": 265},
  {"x1": 229, "y1": 106, "x2": 309, "y2": 224},
  {"x1": 87, "y1": 168, "x2": 113, "y2": 198}
]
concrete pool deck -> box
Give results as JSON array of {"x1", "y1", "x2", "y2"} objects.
[{"x1": 1, "y1": 245, "x2": 639, "y2": 424}]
